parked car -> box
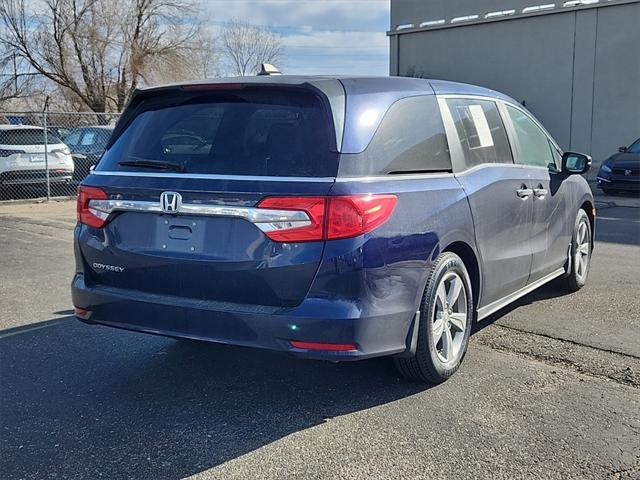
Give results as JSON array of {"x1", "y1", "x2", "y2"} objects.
[
  {"x1": 596, "y1": 138, "x2": 640, "y2": 194},
  {"x1": 72, "y1": 76, "x2": 594, "y2": 383},
  {"x1": 0, "y1": 125, "x2": 74, "y2": 193},
  {"x1": 47, "y1": 126, "x2": 72, "y2": 141},
  {"x1": 64, "y1": 126, "x2": 113, "y2": 181}
]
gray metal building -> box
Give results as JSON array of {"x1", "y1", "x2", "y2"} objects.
[{"x1": 388, "y1": 0, "x2": 640, "y2": 167}]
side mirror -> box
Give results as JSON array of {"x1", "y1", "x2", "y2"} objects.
[
  {"x1": 619, "y1": 146, "x2": 628, "y2": 153},
  {"x1": 562, "y1": 152, "x2": 592, "y2": 174}
]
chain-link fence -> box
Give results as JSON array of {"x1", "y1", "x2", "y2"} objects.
[{"x1": 0, "y1": 111, "x2": 120, "y2": 202}]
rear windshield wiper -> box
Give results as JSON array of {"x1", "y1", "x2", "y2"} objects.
[{"x1": 118, "y1": 159, "x2": 185, "y2": 172}]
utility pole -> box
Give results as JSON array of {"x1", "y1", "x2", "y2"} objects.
[{"x1": 12, "y1": 53, "x2": 18, "y2": 94}]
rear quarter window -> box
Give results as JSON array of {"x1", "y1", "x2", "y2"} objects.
[
  {"x1": 338, "y1": 95, "x2": 451, "y2": 177},
  {"x1": 97, "y1": 88, "x2": 338, "y2": 177}
]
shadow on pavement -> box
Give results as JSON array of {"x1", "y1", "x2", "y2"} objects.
[
  {"x1": 472, "y1": 280, "x2": 574, "y2": 334},
  {"x1": 1, "y1": 317, "x2": 428, "y2": 480}
]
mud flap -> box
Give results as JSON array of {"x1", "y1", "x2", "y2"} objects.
[{"x1": 393, "y1": 310, "x2": 420, "y2": 358}]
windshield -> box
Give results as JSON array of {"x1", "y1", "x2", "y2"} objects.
[
  {"x1": 97, "y1": 88, "x2": 338, "y2": 177},
  {"x1": 0, "y1": 129, "x2": 62, "y2": 145},
  {"x1": 627, "y1": 138, "x2": 640, "y2": 153}
]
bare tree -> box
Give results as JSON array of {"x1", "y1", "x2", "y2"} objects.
[
  {"x1": 190, "y1": 30, "x2": 221, "y2": 79},
  {"x1": 0, "y1": 49, "x2": 41, "y2": 103},
  {"x1": 0, "y1": 0, "x2": 201, "y2": 112},
  {"x1": 219, "y1": 19, "x2": 284, "y2": 77},
  {"x1": 145, "y1": 29, "x2": 220, "y2": 83}
]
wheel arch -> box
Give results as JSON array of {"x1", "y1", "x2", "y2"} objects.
[
  {"x1": 442, "y1": 241, "x2": 481, "y2": 311},
  {"x1": 579, "y1": 198, "x2": 595, "y2": 249}
]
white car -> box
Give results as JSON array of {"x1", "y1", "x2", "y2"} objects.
[{"x1": 0, "y1": 124, "x2": 74, "y2": 191}]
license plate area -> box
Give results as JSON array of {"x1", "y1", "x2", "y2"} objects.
[
  {"x1": 155, "y1": 215, "x2": 206, "y2": 253},
  {"x1": 30, "y1": 154, "x2": 45, "y2": 163}
]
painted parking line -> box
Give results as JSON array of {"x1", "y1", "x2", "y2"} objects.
[{"x1": 0, "y1": 318, "x2": 71, "y2": 339}]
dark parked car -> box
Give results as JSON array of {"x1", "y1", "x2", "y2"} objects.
[
  {"x1": 47, "y1": 126, "x2": 72, "y2": 141},
  {"x1": 64, "y1": 126, "x2": 113, "y2": 181},
  {"x1": 72, "y1": 76, "x2": 594, "y2": 383},
  {"x1": 597, "y1": 138, "x2": 640, "y2": 194}
]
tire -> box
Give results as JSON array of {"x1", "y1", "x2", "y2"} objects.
[
  {"x1": 559, "y1": 209, "x2": 592, "y2": 292},
  {"x1": 394, "y1": 252, "x2": 473, "y2": 384}
]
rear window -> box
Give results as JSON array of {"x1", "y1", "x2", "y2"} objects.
[
  {"x1": 0, "y1": 129, "x2": 62, "y2": 145},
  {"x1": 97, "y1": 88, "x2": 338, "y2": 177}
]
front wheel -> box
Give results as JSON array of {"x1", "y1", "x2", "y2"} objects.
[
  {"x1": 395, "y1": 252, "x2": 473, "y2": 384},
  {"x1": 560, "y1": 209, "x2": 592, "y2": 292}
]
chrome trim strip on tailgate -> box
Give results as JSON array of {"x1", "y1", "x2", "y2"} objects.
[{"x1": 87, "y1": 199, "x2": 312, "y2": 231}]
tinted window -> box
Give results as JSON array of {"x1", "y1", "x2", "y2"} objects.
[
  {"x1": 97, "y1": 88, "x2": 337, "y2": 177},
  {"x1": 338, "y1": 95, "x2": 451, "y2": 177},
  {"x1": 627, "y1": 138, "x2": 640, "y2": 153},
  {"x1": 64, "y1": 130, "x2": 82, "y2": 146},
  {"x1": 446, "y1": 98, "x2": 513, "y2": 168},
  {"x1": 81, "y1": 131, "x2": 97, "y2": 146},
  {"x1": 0, "y1": 129, "x2": 62, "y2": 145},
  {"x1": 506, "y1": 105, "x2": 555, "y2": 168},
  {"x1": 548, "y1": 139, "x2": 561, "y2": 169}
]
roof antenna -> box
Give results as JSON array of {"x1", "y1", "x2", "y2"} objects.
[{"x1": 257, "y1": 63, "x2": 282, "y2": 76}]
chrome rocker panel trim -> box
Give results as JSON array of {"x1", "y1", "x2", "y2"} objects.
[{"x1": 476, "y1": 267, "x2": 566, "y2": 321}]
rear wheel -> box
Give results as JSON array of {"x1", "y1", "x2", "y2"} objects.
[
  {"x1": 395, "y1": 252, "x2": 473, "y2": 384},
  {"x1": 560, "y1": 209, "x2": 592, "y2": 291}
]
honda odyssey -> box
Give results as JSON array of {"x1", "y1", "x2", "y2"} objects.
[{"x1": 72, "y1": 76, "x2": 594, "y2": 383}]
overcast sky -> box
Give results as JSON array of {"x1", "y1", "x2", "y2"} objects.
[{"x1": 203, "y1": 0, "x2": 391, "y2": 75}]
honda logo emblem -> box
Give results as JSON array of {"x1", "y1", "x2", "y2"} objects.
[{"x1": 160, "y1": 191, "x2": 182, "y2": 213}]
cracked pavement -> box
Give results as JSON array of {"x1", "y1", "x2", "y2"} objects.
[{"x1": 1, "y1": 198, "x2": 639, "y2": 479}]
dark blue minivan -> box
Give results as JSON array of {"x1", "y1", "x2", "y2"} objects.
[{"x1": 72, "y1": 76, "x2": 594, "y2": 383}]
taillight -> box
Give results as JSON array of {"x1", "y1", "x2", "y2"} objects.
[
  {"x1": 256, "y1": 194, "x2": 397, "y2": 242},
  {"x1": 74, "y1": 306, "x2": 92, "y2": 320},
  {"x1": 256, "y1": 196, "x2": 326, "y2": 242},
  {"x1": 326, "y1": 195, "x2": 397, "y2": 240},
  {"x1": 51, "y1": 146, "x2": 71, "y2": 155},
  {"x1": 77, "y1": 185, "x2": 109, "y2": 228}
]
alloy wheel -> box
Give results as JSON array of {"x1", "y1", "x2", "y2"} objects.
[
  {"x1": 432, "y1": 272, "x2": 468, "y2": 364},
  {"x1": 574, "y1": 220, "x2": 590, "y2": 282}
]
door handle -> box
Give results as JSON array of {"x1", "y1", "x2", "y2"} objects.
[
  {"x1": 516, "y1": 187, "x2": 533, "y2": 199},
  {"x1": 533, "y1": 186, "x2": 548, "y2": 199}
]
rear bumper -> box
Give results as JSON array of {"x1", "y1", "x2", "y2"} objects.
[
  {"x1": 0, "y1": 169, "x2": 73, "y2": 185},
  {"x1": 71, "y1": 274, "x2": 414, "y2": 361}
]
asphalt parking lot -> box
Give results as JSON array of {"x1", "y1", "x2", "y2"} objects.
[{"x1": 1, "y1": 195, "x2": 639, "y2": 479}]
